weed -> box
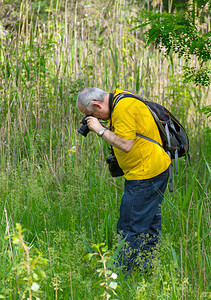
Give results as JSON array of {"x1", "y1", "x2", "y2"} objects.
[{"x1": 85, "y1": 243, "x2": 118, "y2": 299}]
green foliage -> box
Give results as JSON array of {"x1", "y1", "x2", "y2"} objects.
[
  {"x1": 134, "y1": 0, "x2": 211, "y2": 86},
  {"x1": 85, "y1": 243, "x2": 118, "y2": 299},
  {"x1": 199, "y1": 104, "x2": 211, "y2": 118},
  {"x1": 184, "y1": 65, "x2": 211, "y2": 86},
  {"x1": 4, "y1": 223, "x2": 48, "y2": 299}
]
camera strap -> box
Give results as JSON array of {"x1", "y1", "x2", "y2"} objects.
[
  {"x1": 109, "y1": 93, "x2": 114, "y2": 118},
  {"x1": 108, "y1": 93, "x2": 116, "y2": 155},
  {"x1": 109, "y1": 93, "x2": 114, "y2": 131}
]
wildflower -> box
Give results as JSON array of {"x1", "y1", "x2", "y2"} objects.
[
  {"x1": 68, "y1": 146, "x2": 76, "y2": 153},
  {"x1": 110, "y1": 273, "x2": 118, "y2": 280},
  {"x1": 31, "y1": 282, "x2": 40, "y2": 291}
]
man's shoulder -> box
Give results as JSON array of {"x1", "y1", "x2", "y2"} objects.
[
  {"x1": 112, "y1": 90, "x2": 147, "y2": 112},
  {"x1": 112, "y1": 90, "x2": 156, "y2": 127}
]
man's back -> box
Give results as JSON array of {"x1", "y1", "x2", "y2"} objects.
[{"x1": 111, "y1": 89, "x2": 171, "y2": 180}]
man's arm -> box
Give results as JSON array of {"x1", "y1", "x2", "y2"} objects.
[
  {"x1": 101, "y1": 129, "x2": 134, "y2": 153},
  {"x1": 86, "y1": 116, "x2": 134, "y2": 153}
]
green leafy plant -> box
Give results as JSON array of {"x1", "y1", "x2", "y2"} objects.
[
  {"x1": 6, "y1": 223, "x2": 48, "y2": 300},
  {"x1": 85, "y1": 243, "x2": 118, "y2": 299},
  {"x1": 134, "y1": 0, "x2": 211, "y2": 86}
]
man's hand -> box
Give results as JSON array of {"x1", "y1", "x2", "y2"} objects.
[
  {"x1": 85, "y1": 116, "x2": 134, "y2": 153},
  {"x1": 85, "y1": 116, "x2": 104, "y2": 134}
]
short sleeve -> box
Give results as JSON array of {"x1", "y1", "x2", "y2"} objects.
[{"x1": 112, "y1": 98, "x2": 137, "y2": 139}]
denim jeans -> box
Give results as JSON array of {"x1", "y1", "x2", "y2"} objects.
[{"x1": 117, "y1": 168, "x2": 169, "y2": 271}]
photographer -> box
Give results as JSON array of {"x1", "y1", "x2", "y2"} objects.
[{"x1": 77, "y1": 87, "x2": 171, "y2": 274}]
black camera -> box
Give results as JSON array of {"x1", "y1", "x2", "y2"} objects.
[
  {"x1": 106, "y1": 154, "x2": 124, "y2": 177},
  {"x1": 78, "y1": 115, "x2": 90, "y2": 137}
]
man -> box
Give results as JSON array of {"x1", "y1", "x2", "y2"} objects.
[{"x1": 77, "y1": 87, "x2": 171, "y2": 272}]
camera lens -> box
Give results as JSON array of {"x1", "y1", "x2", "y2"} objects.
[
  {"x1": 78, "y1": 115, "x2": 90, "y2": 137},
  {"x1": 78, "y1": 124, "x2": 90, "y2": 137}
]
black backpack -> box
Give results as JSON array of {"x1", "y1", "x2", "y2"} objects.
[{"x1": 111, "y1": 91, "x2": 190, "y2": 192}]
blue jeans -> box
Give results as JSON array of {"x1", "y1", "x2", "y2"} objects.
[{"x1": 117, "y1": 168, "x2": 169, "y2": 271}]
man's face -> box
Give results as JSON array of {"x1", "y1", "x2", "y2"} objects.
[{"x1": 78, "y1": 101, "x2": 110, "y2": 121}]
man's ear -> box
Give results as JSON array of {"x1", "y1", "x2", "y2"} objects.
[{"x1": 92, "y1": 100, "x2": 103, "y2": 109}]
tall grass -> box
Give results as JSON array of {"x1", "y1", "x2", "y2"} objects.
[{"x1": 0, "y1": 0, "x2": 210, "y2": 298}]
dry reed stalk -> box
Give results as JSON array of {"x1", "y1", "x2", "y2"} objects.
[
  {"x1": 43, "y1": 214, "x2": 54, "y2": 299},
  {"x1": 18, "y1": 0, "x2": 23, "y2": 37},
  {"x1": 69, "y1": 266, "x2": 73, "y2": 299},
  {"x1": 74, "y1": 1, "x2": 78, "y2": 75},
  {"x1": 168, "y1": 0, "x2": 173, "y2": 13},
  {"x1": 4, "y1": 205, "x2": 21, "y2": 298},
  {"x1": 180, "y1": 241, "x2": 184, "y2": 299},
  {"x1": 50, "y1": 112, "x2": 53, "y2": 164}
]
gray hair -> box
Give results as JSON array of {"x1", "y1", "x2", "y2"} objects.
[{"x1": 77, "y1": 87, "x2": 108, "y2": 111}]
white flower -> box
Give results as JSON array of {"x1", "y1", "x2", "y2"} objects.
[
  {"x1": 110, "y1": 273, "x2": 118, "y2": 280},
  {"x1": 31, "y1": 282, "x2": 40, "y2": 291},
  {"x1": 0, "y1": 23, "x2": 8, "y2": 39},
  {"x1": 109, "y1": 281, "x2": 117, "y2": 290}
]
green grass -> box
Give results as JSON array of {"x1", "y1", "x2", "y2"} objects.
[
  {"x1": 0, "y1": 147, "x2": 210, "y2": 298},
  {"x1": 0, "y1": 0, "x2": 210, "y2": 298}
]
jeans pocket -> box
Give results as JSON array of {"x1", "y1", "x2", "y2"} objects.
[
  {"x1": 144, "y1": 181, "x2": 152, "y2": 200},
  {"x1": 133, "y1": 180, "x2": 152, "y2": 200}
]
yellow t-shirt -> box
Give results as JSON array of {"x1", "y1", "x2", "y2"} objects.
[{"x1": 111, "y1": 89, "x2": 171, "y2": 180}]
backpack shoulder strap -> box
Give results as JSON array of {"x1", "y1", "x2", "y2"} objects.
[
  {"x1": 136, "y1": 133, "x2": 163, "y2": 148},
  {"x1": 112, "y1": 92, "x2": 145, "y2": 112},
  {"x1": 112, "y1": 92, "x2": 164, "y2": 148}
]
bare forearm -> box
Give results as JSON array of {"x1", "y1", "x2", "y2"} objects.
[
  {"x1": 85, "y1": 116, "x2": 134, "y2": 152},
  {"x1": 102, "y1": 129, "x2": 134, "y2": 153}
]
